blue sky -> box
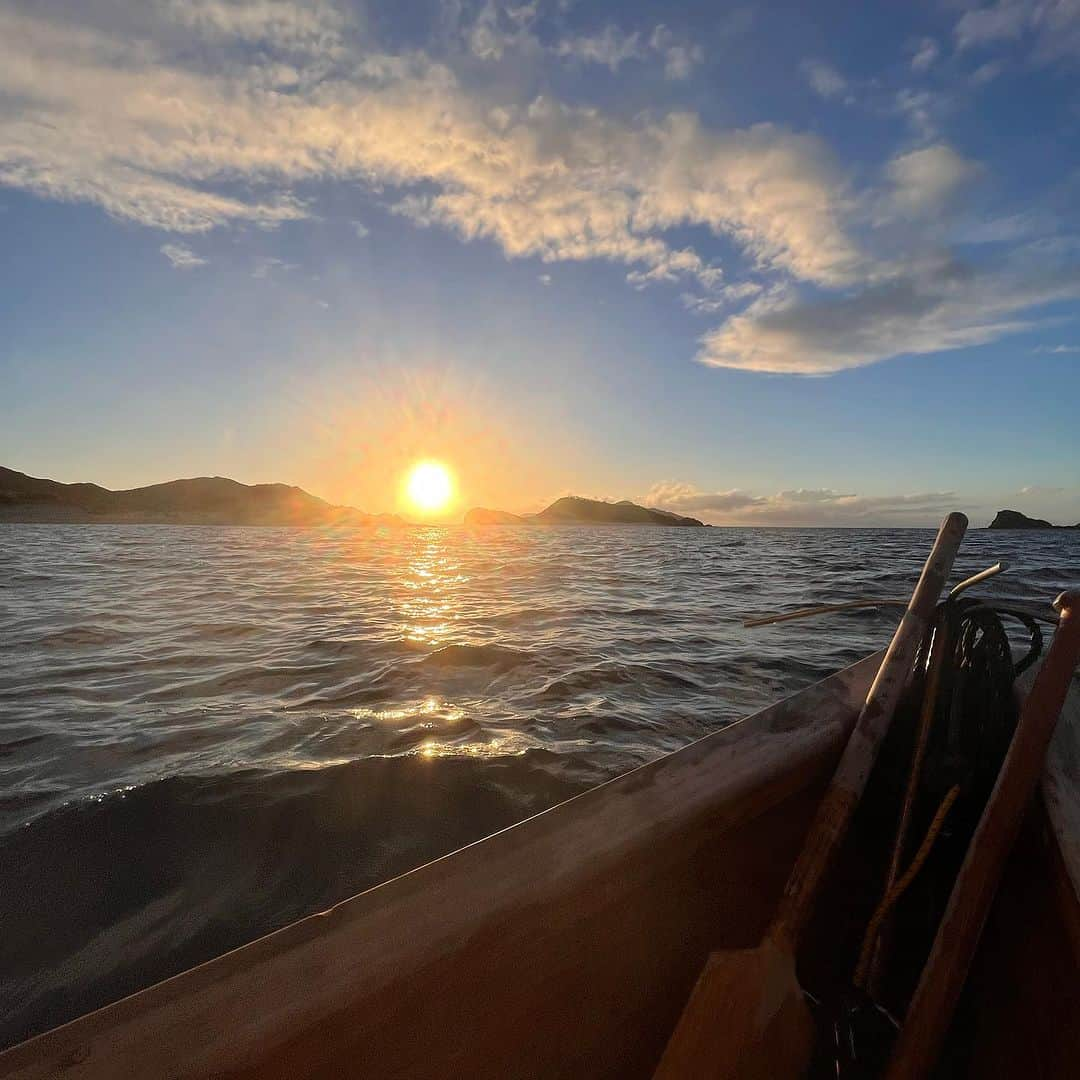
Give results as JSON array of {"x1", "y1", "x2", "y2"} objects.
[{"x1": 1, "y1": 0, "x2": 1078, "y2": 525}]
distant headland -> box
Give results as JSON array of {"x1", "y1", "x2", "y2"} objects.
[
  {"x1": 987, "y1": 509, "x2": 1080, "y2": 530},
  {"x1": 466, "y1": 496, "x2": 706, "y2": 527},
  {"x1": 1, "y1": 468, "x2": 706, "y2": 528},
  {"x1": 0, "y1": 466, "x2": 404, "y2": 527}
]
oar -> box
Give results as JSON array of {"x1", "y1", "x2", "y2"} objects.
[
  {"x1": 885, "y1": 588, "x2": 1080, "y2": 1079},
  {"x1": 655, "y1": 512, "x2": 968, "y2": 1080}
]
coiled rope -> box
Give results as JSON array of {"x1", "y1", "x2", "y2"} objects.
[
  {"x1": 853, "y1": 785, "x2": 960, "y2": 991},
  {"x1": 857, "y1": 592, "x2": 1043, "y2": 1003}
]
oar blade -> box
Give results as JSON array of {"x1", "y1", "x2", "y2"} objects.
[{"x1": 654, "y1": 941, "x2": 815, "y2": 1079}]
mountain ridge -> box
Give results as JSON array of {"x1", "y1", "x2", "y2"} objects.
[{"x1": 0, "y1": 467, "x2": 404, "y2": 526}]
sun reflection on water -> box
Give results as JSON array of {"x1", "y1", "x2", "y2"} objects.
[
  {"x1": 320, "y1": 528, "x2": 540, "y2": 764},
  {"x1": 349, "y1": 695, "x2": 466, "y2": 725},
  {"x1": 396, "y1": 531, "x2": 470, "y2": 647},
  {"x1": 419, "y1": 732, "x2": 534, "y2": 759}
]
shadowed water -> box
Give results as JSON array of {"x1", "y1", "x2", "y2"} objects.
[{"x1": 0, "y1": 523, "x2": 1076, "y2": 1048}]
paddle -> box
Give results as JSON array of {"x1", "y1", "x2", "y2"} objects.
[
  {"x1": 655, "y1": 511, "x2": 969, "y2": 1080},
  {"x1": 884, "y1": 588, "x2": 1080, "y2": 1079}
]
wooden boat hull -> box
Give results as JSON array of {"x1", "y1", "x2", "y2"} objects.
[
  {"x1": 963, "y1": 662, "x2": 1080, "y2": 1079},
  {"x1": 0, "y1": 651, "x2": 1076, "y2": 1079}
]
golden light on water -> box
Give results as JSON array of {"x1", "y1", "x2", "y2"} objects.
[{"x1": 404, "y1": 461, "x2": 454, "y2": 515}]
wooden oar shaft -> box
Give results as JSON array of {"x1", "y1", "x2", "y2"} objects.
[
  {"x1": 885, "y1": 589, "x2": 1080, "y2": 1080},
  {"x1": 769, "y1": 512, "x2": 968, "y2": 951},
  {"x1": 654, "y1": 515, "x2": 967, "y2": 1080}
]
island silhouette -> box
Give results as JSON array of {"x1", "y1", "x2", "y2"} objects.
[
  {"x1": 1, "y1": 468, "x2": 705, "y2": 527},
  {"x1": 987, "y1": 509, "x2": 1080, "y2": 530},
  {"x1": 466, "y1": 496, "x2": 705, "y2": 527}
]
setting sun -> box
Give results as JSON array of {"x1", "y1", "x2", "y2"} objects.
[{"x1": 404, "y1": 461, "x2": 455, "y2": 514}]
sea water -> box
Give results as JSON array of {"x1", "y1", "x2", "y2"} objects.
[{"x1": 0, "y1": 523, "x2": 1075, "y2": 1046}]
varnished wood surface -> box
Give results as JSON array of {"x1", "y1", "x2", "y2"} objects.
[
  {"x1": 1043, "y1": 663, "x2": 1080, "y2": 897},
  {"x1": 963, "y1": 808, "x2": 1080, "y2": 1079},
  {"x1": 960, "y1": 669, "x2": 1080, "y2": 1080}
]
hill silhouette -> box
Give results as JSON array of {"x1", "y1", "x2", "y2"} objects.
[
  {"x1": 0, "y1": 467, "x2": 403, "y2": 527},
  {"x1": 465, "y1": 496, "x2": 705, "y2": 527},
  {"x1": 987, "y1": 509, "x2": 1080, "y2": 530}
]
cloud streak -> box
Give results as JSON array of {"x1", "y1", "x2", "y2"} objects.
[
  {"x1": 886, "y1": 144, "x2": 980, "y2": 218},
  {"x1": 645, "y1": 481, "x2": 961, "y2": 526},
  {"x1": 801, "y1": 59, "x2": 848, "y2": 99},
  {"x1": 160, "y1": 242, "x2": 208, "y2": 269},
  {"x1": 0, "y1": 2, "x2": 1076, "y2": 377},
  {"x1": 954, "y1": 1, "x2": 1080, "y2": 63},
  {"x1": 910, "y1": 37, "x2": 940, "y2": 71},
  {"x1": 0, "y1": 3, "x2": 855, "y2": 298},
  {"x1": 698, "y1": 256, "x2": 1080, "y2": 374},
  {"x1": 555, "y1": 25, "x2": 643, "y2": 71}
]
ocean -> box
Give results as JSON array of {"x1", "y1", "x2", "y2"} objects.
[{"x1": 0, "y1": 522, "x2": 1076, "y2": 1048}]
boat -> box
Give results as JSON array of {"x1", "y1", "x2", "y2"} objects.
[{"x1": 0, "y1": 642, "x2": 1076, "y2": 1079}]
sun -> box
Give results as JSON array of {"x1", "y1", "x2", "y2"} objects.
[{"x1": 404, "y1": 461, "x2": 455, "y2": 514}]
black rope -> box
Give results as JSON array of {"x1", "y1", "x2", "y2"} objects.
[
  {"x1": 821, "y1": 594, "x2": 1044, "y2": 1077},
  {"x1": 920, "y1": 596, "x2": 1022, "y2": 812}
]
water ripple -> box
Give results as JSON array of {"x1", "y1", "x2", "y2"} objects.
[{"x1": 0, "y1": 521, "x2": 1076, "y2": 1047}]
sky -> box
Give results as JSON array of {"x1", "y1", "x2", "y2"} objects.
[{"x1": 1, "y1": 0, "x2": 1079, "y2": 526}]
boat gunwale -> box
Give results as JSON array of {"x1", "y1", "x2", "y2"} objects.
[
  {"x1": 3, "y1": 651, "x2": 1076, "y2": 1080},
  {"x1": 0, "y1": 651, "x2": 887, "y2": 1078},
  {"x1": 1041, "y1": 669, "x2": 1080, "y2": 898}
]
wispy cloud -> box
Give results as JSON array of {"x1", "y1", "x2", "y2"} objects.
[
  {"x1": 970, "y1": 60, "x2": 1005, "y2": 85},
  {"x1": 465, "y1": 0, "x2": 541, "y2": 61},
  {"x1": 1, "y1": 2, "x2": 1076, "y2": 379},
  {"x1": 643, "y1": 481, "x2": 765, "y2": 514},
  {"x1": 0, "y1": 4, "x2": 854, "y2": 298},
  {"x1": 1032, "y1": 343, "x2": 1080, "y2": 353},
  {"x1": 644, "y1": 481, "x2": 961, "y2": 525},
  {"x1": 955, "y1": 2, "x2": 1029, "y2": 50},
  {"x1": 387, "y1": 102, "x2": 859, "y2": 293},
  {"x1": 555, "y1": 25, "x2": 643, "y2": 71},
  {"x1": 681, "y1": 281, "x2": 763, "y2": 314},
  {"x1": 910, "y1": 37, "x2": 940, "y2": 71},
  {"x1": 886, "y1": 143, "x2": 981, "y2": 218},
  {"x1": 161, "y1": 0, "x2": 348, "y2": 54},
  {"x1": 464, "y1": 7, "x2": 705, "y2": 79},
  {"x1": 892, "y1": 87, "x2": 948, "y2": 139},
  {"x1": 800, "y1": 59, "x2": 848, "y2": 100},
  {"x1": 252, "y1": 256, "x2": 297, "y2": 278},
  {"x1": 160, "y1": 242, "x2": 208, "y2": 269},
  {"x1": 626, "y1": 249, "x2": 723, "y2": 290},
  {"x1": 954, "y1": 1, "x2": 1080, "y2": 64},
  {"x1": 649, "y1": 25, "x2": 704, "y2": 80},
  {"x1": 0, "y1": 7, "x2": 309, "y2": 231},
  {"x1": 697, "y1": 258, "x2": 1080, "y2": 374}
]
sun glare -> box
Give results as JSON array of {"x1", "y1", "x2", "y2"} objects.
[{"x1": 405, "y1": 461, "x2": 454, "y2": 514}]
